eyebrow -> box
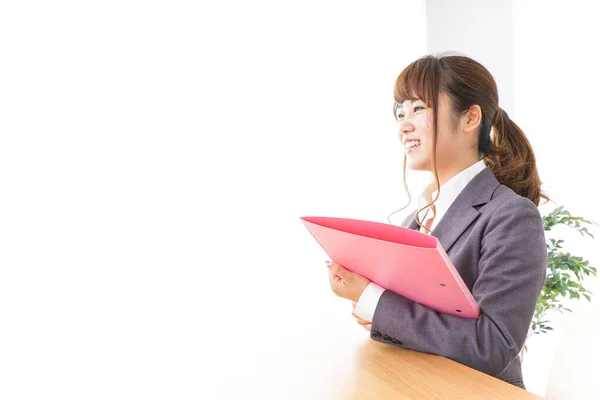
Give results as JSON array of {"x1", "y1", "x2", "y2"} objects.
[{"x1": 397, "y1": 99, "x2": 420, "y2": 109}]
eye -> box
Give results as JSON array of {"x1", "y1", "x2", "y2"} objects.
[
  {"x1": 414, "y1": 106, "x2": 425, "y2": 112},
  {"x1": 396, "y1": 112, "x2": 405, "y2": 120}
]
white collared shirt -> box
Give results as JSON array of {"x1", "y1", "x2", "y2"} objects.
[
  {"x1": 354, "y1": 160, "x2": 487, "y2": 322},
  {"x1": 416, "y1": 159, "x2": 487, "y2": 234}
]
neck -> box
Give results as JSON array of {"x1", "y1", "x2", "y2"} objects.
[{"x1": 432, "y1": 157, "x2": 480, "y2": 187}]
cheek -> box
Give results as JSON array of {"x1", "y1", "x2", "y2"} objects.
[
  {"x1": 414, "y1": 113, "x2": 433, "y2": 135},
  {"x1": 413, "y1": 118, "x2": 433, "y2": 150},
  {"x1": 434, "y1": 132, "x2": 459, "y2": 157}
]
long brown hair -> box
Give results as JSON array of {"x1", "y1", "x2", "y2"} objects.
[{"x1": 391, "y1": 54, "x2": 547, "y2": 231}]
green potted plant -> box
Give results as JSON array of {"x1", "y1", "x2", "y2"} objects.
[{"x1": 521, "y1": 206, "x2": 597, "y2": 361}]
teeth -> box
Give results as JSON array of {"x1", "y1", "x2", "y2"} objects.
[{"x1": 404, "y1": 140, "x2": 421, "y2": 149}]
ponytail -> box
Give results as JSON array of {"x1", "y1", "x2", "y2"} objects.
[{"x1": 483, "y1": 108, "x2": 548, "y2": 206}]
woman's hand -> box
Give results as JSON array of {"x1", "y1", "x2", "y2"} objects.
[
  {"x1": 326, "y1": 261, "x2": 371, "y2": 303},
  {"x1": 352, "y1": 302, "x2": 372, "y2": 331}
]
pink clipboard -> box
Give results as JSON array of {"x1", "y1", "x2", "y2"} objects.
[{"x1": 300, "y1": 216, "x2": 480, "y2": 319}]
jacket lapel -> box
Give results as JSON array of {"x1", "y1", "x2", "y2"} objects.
[
  {"x1": 432, "y1": 199, "x2": 481, "y2": 252},
  {"x1": 403, "y1": 210, "x2": 419, "y2": 230},
  {"x1": 432, "y1": 167, "x2": 500, "y2": 252}
]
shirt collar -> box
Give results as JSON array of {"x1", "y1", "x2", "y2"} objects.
[{"x1": 417, "y1": 160, "x2": 487, "y2": 219}]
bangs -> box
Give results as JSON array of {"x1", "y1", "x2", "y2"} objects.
[{"x1": 393, "y1": 56, "x2": 440, "y2": 115}]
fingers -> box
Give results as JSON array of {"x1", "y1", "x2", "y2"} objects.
[
  {"x1": 351, "y1": 310, "x2": 371, "y2": 327},
  {"x1": 326, "y1": 260, "x2": 350, "y2": 280},
  {"x1": 355, "y1": 315, "x2": 372, "y2": 331},
  {"x1": 328, "y1": 268, "x2": 342, "y2": 285},
  {"x1": 353, "y1": 315, "x2": 370, "y2": 326},
  {"x1": 328, "y1": 267, "x2": 344, "y2": 298},
  {"x1": 327, "y1": 263, "x2": 372, "y2": 331},
  {"x1": 327, "y1": 261, "x2": 369, "y2": 303}
]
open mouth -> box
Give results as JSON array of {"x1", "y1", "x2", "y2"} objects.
[{"x1": 404, "y1": 139, "x2": 421, "y2": 153}]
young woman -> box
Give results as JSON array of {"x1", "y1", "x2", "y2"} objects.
[{"x1": 326, "y1": 54, "x2": 548, "y2": 389}]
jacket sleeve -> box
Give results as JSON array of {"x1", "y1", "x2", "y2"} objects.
[{"x1": 370, "y1": 197, "x2": 547, "y2": 377}]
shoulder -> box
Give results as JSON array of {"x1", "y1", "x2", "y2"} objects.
[
  {"x1": 482, "y1": 184, "x2": 544, "y2": 234},
  {"x1": 489, "y1": 185, "x2": 541, "y2": 215}
]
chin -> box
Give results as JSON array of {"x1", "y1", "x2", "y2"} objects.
[{"x1": 406, "y1": 158, "x2": 430, "y2": 171}]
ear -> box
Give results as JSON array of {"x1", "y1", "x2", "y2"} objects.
[{"x1": 462, "y1": 104, "x2": 482, "y2": 134}]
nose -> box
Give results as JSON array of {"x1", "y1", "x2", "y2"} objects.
[{"x1": 398, "y1": 117, "x2": 415, "y2": 137}]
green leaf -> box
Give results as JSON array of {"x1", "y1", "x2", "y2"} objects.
[
  {"x1": 536, "y1": 206, "x2": 597, "y2": 335},
  {"x1": 583, "y1": 294, "x2": 591, "y2": 302}
]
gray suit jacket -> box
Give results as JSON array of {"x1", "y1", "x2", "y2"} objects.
[{"x1": 370, "y1": 167, "x2": 547, "y2": 389}]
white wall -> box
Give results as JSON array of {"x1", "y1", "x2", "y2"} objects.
[
  {"x1": 0, "y1": 1, "x2": 427, "y2": 398},
  {"x1": 426, "y1": 0, "x2": 514, "y2": 115}
]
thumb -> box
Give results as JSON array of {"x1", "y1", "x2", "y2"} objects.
[{"x1": 330, "y1": 262, "x2": 351, "y2": 280}]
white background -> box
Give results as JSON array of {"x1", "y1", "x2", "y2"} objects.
[
  {"x1": 2, "y1": 1, "x2": 599, "y2": 398},
  {"x1": 0, "y1": 1, "x2": 428, "y2": 398}
]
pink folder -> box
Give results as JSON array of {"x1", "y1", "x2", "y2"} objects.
[{"x1": 300, "y1": 216, "x2": 480, "y2": 318}]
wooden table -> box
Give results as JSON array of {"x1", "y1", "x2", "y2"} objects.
[
  {"x1": 207, "y1": 296, "x2": 544, "y2": 399},
  {"x1": 205, "y1": 240, "x2": 545, "y2": 399},
  {"x1": 342, "y1": 339, "x2": 543, "y2": 399}
]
